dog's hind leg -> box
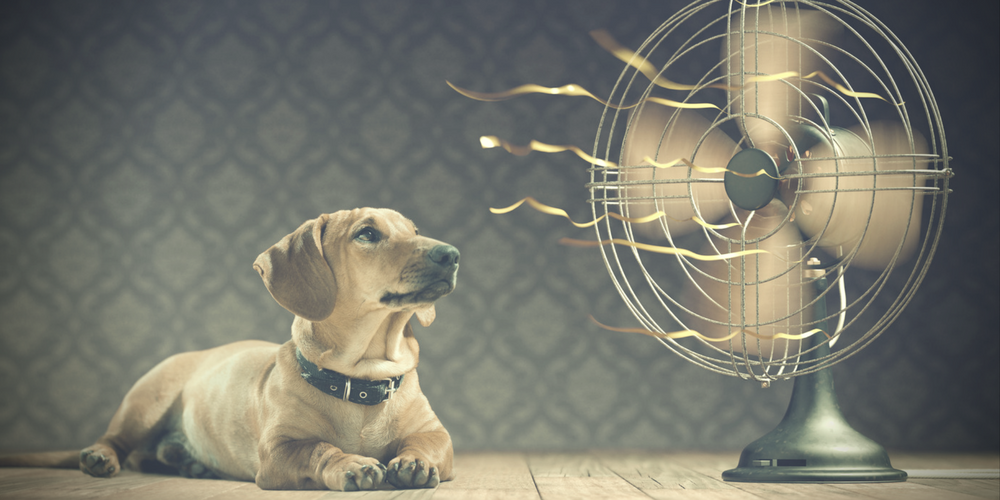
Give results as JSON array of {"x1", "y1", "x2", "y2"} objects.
[
  {"x1": 80, "y1": 350, "x2": 208, "y2": 478},
  {"x1": 153, "y1": 431, "x2": 220, "y2": 479}
]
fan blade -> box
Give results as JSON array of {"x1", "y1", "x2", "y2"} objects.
[
  {"x1": 724, "y1": 6, "x2": 839, "y2": 155},
  {"x1": 793, "y1": 122, "x2": 929, "y2": 269},
  {"x1": 621, "y1": 105, "x2": 734, "y2": 239},
  {"x1": 686, "y1": 201, "x2": 815, "y2": 357}
]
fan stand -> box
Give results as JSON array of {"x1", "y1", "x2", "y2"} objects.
[{"x1": 722, "y1": 268, "x2": 907, "y2": 483}]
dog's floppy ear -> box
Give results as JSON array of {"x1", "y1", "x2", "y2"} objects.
[
  {"x1": 414, "y1": 305, "x2": 436, "y2": 327},
  {"x1": 254, "y1": 214, "x2": 337, "y2": 321}
]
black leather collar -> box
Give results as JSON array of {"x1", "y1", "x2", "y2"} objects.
[{"x1": 296, "y1": 348, "x2": 403, "y2": 405}]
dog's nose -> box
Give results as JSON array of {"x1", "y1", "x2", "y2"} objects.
[{"x1": 428, "y1": 244, "x2": 460, "y2": 268}]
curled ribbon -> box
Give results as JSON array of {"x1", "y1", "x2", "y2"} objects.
[
  {"x1": 490, "y1": 196, "x2": 666, "y2": 228},
  {"x1": 589, "y1": 315, "x2": 829, "y2": 341},
  {"x1": 448, "y1": 81, "x2": 610, "y2": 104},
  {"x1": 734, "y1": 0, "x2": 780, "y2": 7},
  {"x1": 559, "y1": 237, "x2": 769, "y2": 261},
  {"x1": 447, "y1": 81, "x2": 719, "y2": 111},
  {"x1": 590, "y1": 29, "x2": 786, "y2": 92},
  {"x1": 492, "y1": 196, "x2": 743, "y2": 233},
  {"x1": 640, "y1": 155, "x2": 780, "y2": 179},
  {"x1": 801, "y1": 70, "x2": 896, "y2": 103},
  {"x1": 589, "y1": 29, "x2": 702, "y2": 92},
  {"x1": 590, "y1": 29, "x2": 896, "y2": 104},
  {"x1": 480, "y1": 135, "x2": 779, "y2": 181},
  {"x1": 479, "y1": 135, "x2": 616, "y2": 168},
  {"x1": 692, "y1": 216, "x2": 741, "y2": 230},
  {"x1": 450, "y1": 30, "x2": 895, "y2": 111}
]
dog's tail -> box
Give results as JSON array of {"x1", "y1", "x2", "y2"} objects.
[{"x1": 0, "y1": 450, "x2": 79, "y2": 469}]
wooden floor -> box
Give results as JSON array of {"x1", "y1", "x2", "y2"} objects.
[{"x1": 1, "y1": 451, "x2": 997, "y2": 499}]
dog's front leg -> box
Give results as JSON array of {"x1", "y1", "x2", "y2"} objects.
[
  {"x1": 386, "y1": 430, "x2": 454, "y2": 489},
  {"x1": 256, "y1": 439, "x2": 385, "y2": 491}
]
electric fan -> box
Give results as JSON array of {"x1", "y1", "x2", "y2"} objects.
[{"x1": 585, "y1": 0, "x2": 951, "y2": 482}]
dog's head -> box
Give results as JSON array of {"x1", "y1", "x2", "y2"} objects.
[{"x1": 253, "y1": 208, "x2": 459, "y2": 326}]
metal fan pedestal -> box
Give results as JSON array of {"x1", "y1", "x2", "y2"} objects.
[{"x1": 722, "y1": 266, "x2": 906, "y2": 482}]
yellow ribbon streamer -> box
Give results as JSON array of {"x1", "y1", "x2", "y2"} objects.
[
  {"x1": 491, "y1": 196, "x2": 745, "y2": 233},
  {"x1": 646, "y1": 96, "x2": 720, "y2": 110},
  {"x1": 733, "y1": 0, "x2": 780, "y2": 8},
  {"x1": 590, "y1": 29, "x2": 896, "y2": 104},
  {"x1": 591, "y1": 29, "x2": 787, "y2": 91},
  {"x1": 640, "y1": 155, "x2": 780, "y2": 179},
  {"x1": 448, "y1": 81, "x2": 608, "y2": 103},
  {"x1": 490, "y1": 197, "x2": 666, "y2": 228},
  {"x1": 590, "y1": 29, "x2": 702, "y2": 92},
  {"x1": 801, "y1": 70, "x2": 895, "y2": 103},
  {"x1": 447, "y1": 81, "x2": 719, "y2": 111},
  {"x1": 692, "y1": 216, "x2": 741, "y2": 230},
  {"x1": 479, "y1": 135, "x2": 616, "y2": 168},
  {"x1": 559, "y1": 237, "x2": 769, "y2": 261},
  {"x1": 639, "y1": 156, "x2": 685, "y2": 169},
  {"x1": 451, "y1": 34, "x2": 896, "y2": 121},
  {"x1": 480, "y1": 134, "x2": 786, "y2": 184},
  {"x1": 641, "y1": 156, "x2": 724, "y2": 173},
  {"x1": 589, "y1": 315, "x2": 829, "y2": 341}
]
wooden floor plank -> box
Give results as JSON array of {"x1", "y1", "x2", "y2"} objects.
[
  {"x1": 319, "y1": 488, "x2": 436, "y2": 500},
  {"x1": 907, "y1": 479, "x2": 1000, "y2": 499},
  {"x1": 527, "y1": 452, "x2": 618, "y2": 478},
  {"x1": 432, "y1": 452, "x2": 539, "y2": 500},
  {"x1": 0, "y1": 468, "x2": 49, "y2": 481},
  {"x1": 531, "y1": 477, "x2": 653, "y2": 500},
  {"x1": 597, "y1": 451, "x2": 763, "y2": 499},
  {"x1": 726, "y1": 481, "x2": 880, "y2": 499},
  {"x1": 832, "y1": 481, "x2": 991, "y2": 500},
  {"x1": 679, "y1": 457, "x2": 885, "y2": 500},
  {"x1": 205, "y1": 481, "x2": 331, "y2": 500},
  {"x1": 89, "y1": 476, "x2": 248, "y2": 500},
  {"x1": 0, "y1": 469, "x2": 91, "y2": 496},
  {"x1": 0, "y1": 469, "x2": 174, "y2": 498},
  {"x1": 0, "y1": 471, "x2": 239, "y2": 500},
  {"x1": 53, "y1": 471, "x2": 178, "y2": 498},
  {"x1": 1, "y1": 452, "x2": 996, "y2": 499},
  {"x1": 528, "y1": 452, "x2": 652, "y2": 500},
  {"x1": 892, "y1": 453, "x2": 1000, "y2": 471}
]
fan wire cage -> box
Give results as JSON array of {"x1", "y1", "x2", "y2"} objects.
[{"x1": 587, "y1": 0, "x2": 951, "y2": 386}]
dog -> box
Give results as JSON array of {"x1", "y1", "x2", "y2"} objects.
[{"x1": 1, "y1": 208, "x2": 459, "y2": 491}]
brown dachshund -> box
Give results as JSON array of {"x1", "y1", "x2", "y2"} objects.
[{"x1": 3, "y1": 208, "x2": 458, "y2": 491}]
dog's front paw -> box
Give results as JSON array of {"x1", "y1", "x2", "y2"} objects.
[
  {"x1": 323, "y1": 457, "x2": 386, "y2": 491},
  {"x1": 80, "y1": 446, "x2": 120, "y2": 478},
  {"x1": 386, "y1": 455, "x2": 440, "y2": 489}
]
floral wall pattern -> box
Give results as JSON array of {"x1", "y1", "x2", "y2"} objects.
[{"x1": 0, "y1": 0, "x2": 996, "y2": 453}]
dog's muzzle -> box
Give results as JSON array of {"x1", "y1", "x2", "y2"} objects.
[{"x1": 381, "y1": 244, "x2": 460, "y2": 306}]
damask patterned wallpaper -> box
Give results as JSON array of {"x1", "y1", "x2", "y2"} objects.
[{"x1": 0, "y1": 0, "x2": 996, "y2": 454}]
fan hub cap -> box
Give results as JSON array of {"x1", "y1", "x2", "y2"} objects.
[{"x1": 724, "y1": 148, "x2": 780, "y2": 211}]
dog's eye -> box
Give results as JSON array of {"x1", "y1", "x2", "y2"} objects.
[{"x1": 355, "y1": 227, "x2": 379, "y2": 243}]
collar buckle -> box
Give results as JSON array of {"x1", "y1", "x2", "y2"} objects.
[
  {"x1": 384, "y1": 376, "x2": 400, "y2": 401},
  {"x1": 342, "y1": 377, "x2": 352, "y2": 402}
]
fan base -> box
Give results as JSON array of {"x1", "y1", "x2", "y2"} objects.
[
  {"x1": 723, "y1": 270, "x2": 906, "y2": 483},
  {"x1": 721, "y1": 412, "x2": 908, "y2": 484},
  {"x1": 720, "y1": 376, "x2": 908, "y2": 484},
  {"x1": 722, "y1": 465, "x2": 906, "y2": 483}
]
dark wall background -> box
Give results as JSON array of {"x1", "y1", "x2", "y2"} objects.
[{"x1": 0, "y1": 0, "x2": 996, "y2": 453}]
